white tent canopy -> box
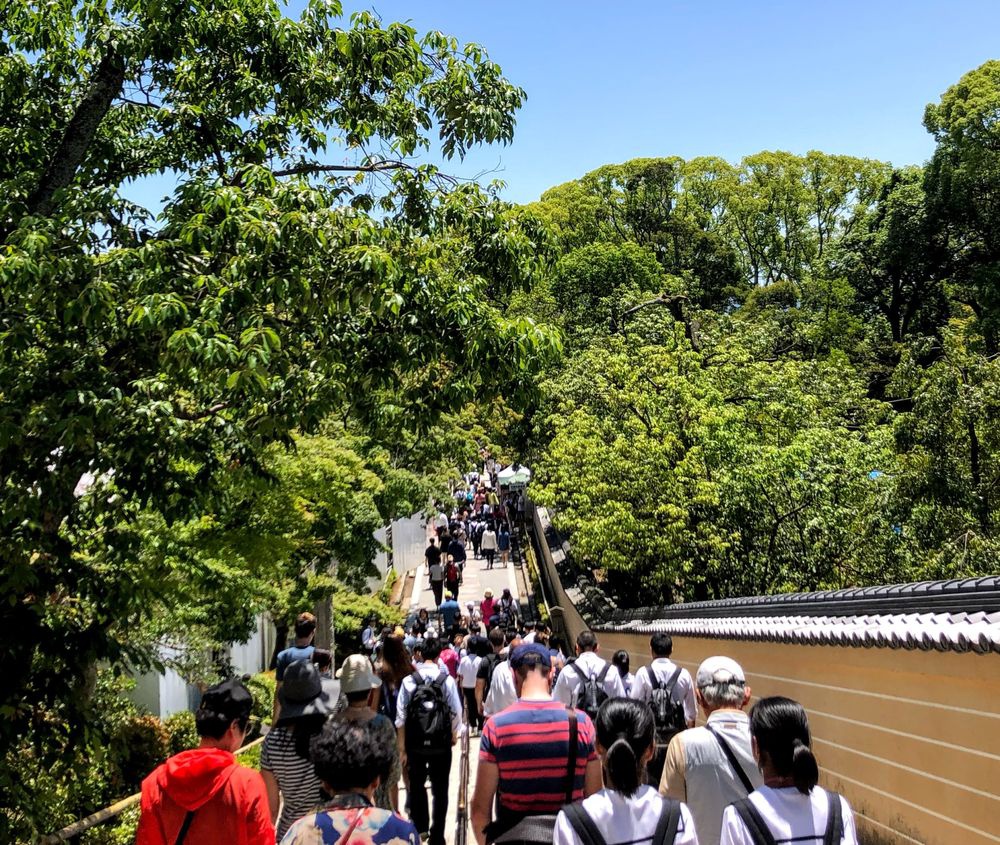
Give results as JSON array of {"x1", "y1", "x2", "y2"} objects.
[{"x1": 496, "y1": 464, "x2": 532, "y2": 486}]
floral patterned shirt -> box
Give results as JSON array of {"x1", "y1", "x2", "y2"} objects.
[{"x1": 280, "y1": 804, "x2": 418, "y2": 845}]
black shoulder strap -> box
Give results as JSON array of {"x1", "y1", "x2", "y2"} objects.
[
  {"x1": 562, "y1": 802, "x2": 605, "y2": 845},
  {"x1": 597, "y1": 663, "x2": 610, "y2": 684},
  {"x1": 410, "y1": 670, "x2": 425, "y2": 687},
  {"x1": 732, "y1": 798, "x2": 777, "y2": 845},
  {"x1": 663, "y1": 667, "x2": 683, "y2": 697},
  {"x1": 433, "y1": 670, "x2": 448, "y2": 688},
  {"x1": 823, "y1": 789, "x2": 843, "y2": 845},
  {"x1": 568, "y1": 661, "x2": 587, "y2": 680},
  {"x1": 564, "y1": 706, "x2": 579, "y2": 804},
  {"x1": 174, "y1": 809, "x2": 196, "y2": 845},
  {"x1": 706, "y1": 725, "x2": 755, "y2": 795},
  {"x1": 651, "y1": 798, "x2": 682, "y2": 845},
  {"x1": 647, "y1": 666, "x2": 661, "y2": 690}
]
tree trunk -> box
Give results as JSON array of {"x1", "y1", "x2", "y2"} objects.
[
  {"x1": 968, "y1": 418, "x2": 990, "y2": 534},
  {"x1": 269, "y1": 621, "x2": 289, "y2": 670},
  {"x1": 314, "y1": 595, "x2": 333, "y2": 656}
]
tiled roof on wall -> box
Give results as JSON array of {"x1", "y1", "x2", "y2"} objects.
[{"x1": 598, "y1": 610, "x2": 1000, "y2": 654}]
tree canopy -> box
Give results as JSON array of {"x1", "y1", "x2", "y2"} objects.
[
  {"x1": 1, "y1": 2, "x2": 558, "y2": 836},
  {"x1": 517, "y1": 63, "x2": 1000, "y2": 607}
]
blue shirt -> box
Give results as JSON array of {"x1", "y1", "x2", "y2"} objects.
[
  {"x1": 439, "y1": 599, "x2": 460, "y2": 628},
  {"x1": 275, "y1": 644, "x2": 315, "y2": 681}
]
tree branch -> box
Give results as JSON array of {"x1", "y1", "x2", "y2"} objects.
[
  {"x1": 25, "y1": 43, "x2": 126, "y2": 219},
  {"x1": 174, "y1": 402, "x2": 229, "y2": 421},
  {"x1": 272, "y1": 160, "x2": 410, "y2": 178}
]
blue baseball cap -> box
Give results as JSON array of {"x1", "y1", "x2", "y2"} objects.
[{"x1": 510, "y1": 643, "x2": 552, "y2": 670}]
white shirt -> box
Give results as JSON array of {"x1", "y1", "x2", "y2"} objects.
[
  {"x1": 553, "y1": 651, "x2": 626, "y2": 706},
  {"x1": 631, "y1": 658, "x2": 697, "y2": 724},
  {"x1": 435, "y1": 512, "x2": 449, "y2": 529},
  {"x1": 720, "y1": 785, "x2": 858, "y2": 845},
  {"x1": 554, "y1": 785, "x2": 698, "y2": 845},
  {"x1": 522, "y1": 631, "x2": 537, "y2": 644},
  {"x1": 458, "y1": 654, "x2": 482, "y2": 689},
  {"x1": 395, "y1": 662, "x2": 466, "y2": 738},
  {"x1": 484, "y1": 659, "x2": 518, "y2": 716},
  {"x1": 480, "y1": 529, "x2": 498, "y2": 551}
]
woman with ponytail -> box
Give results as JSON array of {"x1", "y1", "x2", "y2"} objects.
[
  {"x1": 554, "y1": 698, "x2": 697, "y2": 845},
  {"x1": 720, "y1": 697, "x2": 858, "y2": 845}
]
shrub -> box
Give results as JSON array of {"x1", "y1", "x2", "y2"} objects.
[
  {"x1": 163, "y1": 710, "x2": 199, "y2": 756},
  {"x1": 333, "y1": 586, "x2": 404, "y2": 654},
  {"x1": 112, "y1": 715, "x2": 170, "y2": 792},
  {"x1": 244, "y1": 672, "x2": 275, "y2": 741},
  {"x1": 237, "y1": 741, "x2": 263, "y2": 771}
]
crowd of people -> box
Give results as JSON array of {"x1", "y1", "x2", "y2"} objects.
[
  {"x1": 135, "y1": 462, "x2": 854, "y2": 845},
  {"x1": 136, "y1": 607, "x2": 858, "y2": 845}
]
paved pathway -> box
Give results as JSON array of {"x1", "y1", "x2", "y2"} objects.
[{"x1": 398, "y1": 523, "x2": 522, "y2": 845}]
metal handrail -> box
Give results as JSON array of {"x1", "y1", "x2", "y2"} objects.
[{"x1": 42, "y1": 735, "x2": 265, "y2": 843}]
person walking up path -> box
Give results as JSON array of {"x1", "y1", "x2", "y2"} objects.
[
  {"x1": 631, "y1": 633, "x2": 696, "y2": 785},
  {"x1": 136, "y1": 680, "x2": 274, "y2": 845},
  {"x1": 333, "y1": 654, "x2": 401, "y2": 813},
  {"x1": 554, "y1": 698, "x2": 697, "y2": 845},
  {"x1": 660, "y1": 656, "x2": 760, "y2": 845},
  {"x1": 471, "y1": 644, "x2": 602, "y2": 845},
  {"x1": 481, "y1": 524, "x2": 498, "y2": 570},
  {"x1": 262, "y1": 660, "x2": 341, "y2": 840},
  {"x1": 281, "y1": 719, "x2": 420, "y2": 845},
  {"x1": 720, "y1": 697, "x2": 858, "y2": 845},
  {"x1": 497, "y1": 523, "x2": 511, "y2": 567},
  {"x1": 553, "y1": 631, "x2": 626, "y2": 716},
  {"x1": 396, "y1": 638, "x2": 466, "y2": 845},
  {"x1": 426, "y1": 538, "x2": 445, "y2": 607}
]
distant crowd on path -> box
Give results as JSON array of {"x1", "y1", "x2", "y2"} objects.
[
  {"x1": 425, "y1": 473, "x2": 522, "y2": 605},
  {"x1": 136, "y1": 606, "x2": 858, "y2": 845}
]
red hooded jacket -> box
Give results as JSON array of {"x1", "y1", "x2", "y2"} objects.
[{"x1": 135, "y1": 746, "x2": 274, "y2": 845}]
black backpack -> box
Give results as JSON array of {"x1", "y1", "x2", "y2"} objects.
[
  {"x1": 563, "y1": 796, "x2": 682, "y2": 845},
  {"x1": 404, "y1": 671, "x2": 452, "y2": 755},
  {"x1": 731, "y1": 789, "x2": 843, "y2": 845},
  {"x1": 481, "y1": 653, "x2": 504, "y2": 697},
  {"x1": 569, "y1": 662, "x2": 611, "y2": 720},
  {"x1": 649, "y1": 666, "x2": 687, "y2": 746}
]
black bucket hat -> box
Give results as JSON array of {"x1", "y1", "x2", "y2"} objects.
[{"x1": 278, "y1": 659, "x2": 340, "y2": 719}]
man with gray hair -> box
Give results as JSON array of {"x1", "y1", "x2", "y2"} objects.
[{"x1": 658, "y1": 655, "x2": 762, "y2": 845}]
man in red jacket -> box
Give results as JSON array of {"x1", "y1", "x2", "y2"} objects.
[{"x1": 136, "y1": 679, "x2": 274, "y2": 845}]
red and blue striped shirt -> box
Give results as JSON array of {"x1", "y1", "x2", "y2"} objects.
[{"x1": 479, "y1": 699, "x2": 598, "y2": 814}]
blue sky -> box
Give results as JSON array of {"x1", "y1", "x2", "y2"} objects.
[{"x1": 129, "y1": 0, "x2": 1000, "y2": 209}]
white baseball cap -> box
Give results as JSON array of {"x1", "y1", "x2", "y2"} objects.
[{"x1": 696, "y1": 656, "x2": 746, "y2": 687}]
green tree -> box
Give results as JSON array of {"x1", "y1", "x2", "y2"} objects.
[
  {"x1": 836, "y1": 166, "x2": 946, "y2": 346},
  {"x1": 0, "y1": 2, "x2": 557, "y2": 834},
  {"x1": 550, "y1": 242, "x2": 665, "y2": 339},
  {"x1": 531, "y1": 317, "x2": 904, "y2": 604},
  {"x1": 924, "y1": 60, "x2": 1000, "y2": 354}
]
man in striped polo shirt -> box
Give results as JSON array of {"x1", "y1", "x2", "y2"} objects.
[{"x1": 471, "y1": 643, "x2": 602, "y2": 845}]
